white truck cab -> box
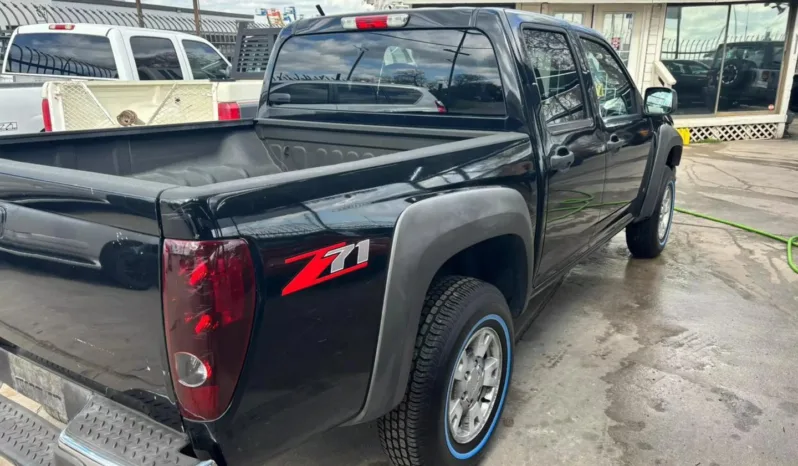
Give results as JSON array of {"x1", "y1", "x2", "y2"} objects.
[{"x1": 0, "y1": 23, "x2": 233, "y2": 135}]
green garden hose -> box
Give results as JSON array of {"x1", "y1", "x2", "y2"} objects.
[
  {"x1": 548, "y1": 191, "x2": 797, "y2": 274},
  {"x1": 674, "y1": 207, "x2": 797, "y2": 274}
]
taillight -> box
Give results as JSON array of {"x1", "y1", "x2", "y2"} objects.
[
  {"x1": 162, "y1": 239, "x2": 256, "y2": 421},
  {"x1": 341, "y1": 14, "x2": 409, "y2": 30},
  {"x1": 217, "y1": 102, "x2": 241, "y2": 120},
  {"x1": 41, "y1": 99, "x2": 52, "y2": 132},
  {"x1": 49, "y1": 24, "x2": 75, "y2": 30},
  {"x1": 435, "y1": 100, "x2": 447, "y2": 114}
]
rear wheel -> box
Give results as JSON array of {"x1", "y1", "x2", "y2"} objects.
[
  {"x1": 377, "y1": 276, "x2": 514, "y2": 466},
  {"x1": 626, "y1": 166, "x2": 676, "y2": 258}
]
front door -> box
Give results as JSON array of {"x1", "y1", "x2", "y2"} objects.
[
  {"x1": 520, "y1": 26, "x2": 606, "y2": 283},
  {"x1": 593, "y1": 6, "x2": 646, "y2": 86},
  {"x1": 577, "y1": 34, "x2": 654, "y2": 227}
]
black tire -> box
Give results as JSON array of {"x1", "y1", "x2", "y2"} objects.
[
  {"x1": 377, "y1": 276, "x2": 514, "y2": 466},
  {"x1": 626, "y1": 166, "x2": 676, "y2": 258}
]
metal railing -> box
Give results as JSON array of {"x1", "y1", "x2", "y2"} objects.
[{"x1": 661, "y1": 33, "x2": 786, "y2": 62}]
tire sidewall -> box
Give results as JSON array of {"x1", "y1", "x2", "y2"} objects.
[
  {"x1": 427, "y1": 287, "x2": 514, "y2": 465},
  {"x1": 656, "y1": 171, "x2": 676, "y2": 249}
]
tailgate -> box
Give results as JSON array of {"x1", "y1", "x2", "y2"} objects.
[{"x1": 0, "y1": 160, "x2": 175, "y2": 423}]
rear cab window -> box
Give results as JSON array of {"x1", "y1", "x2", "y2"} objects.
[
  {"x1": 130, "y1": 36, "x2": 184, "y2": 80},
  {"x1": 182, "y1": 40, "x2": 228, "y2": 79},
  {"x1": 5, "y1": 33, "x2": 118, "y2": 78},
  {"x1": 269, "y1": 29, "x2": 505, "y2": 117}
]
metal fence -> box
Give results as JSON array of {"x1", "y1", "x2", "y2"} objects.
[{"x1": 661, "y1": 33, "x2": 786, "y2": 62}]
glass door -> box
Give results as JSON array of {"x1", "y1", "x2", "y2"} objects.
[{"x1": 594, "y1": 6, "x2": 645, "y2": 86}]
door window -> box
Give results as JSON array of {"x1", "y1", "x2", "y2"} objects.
[
  {"x1": 522, "y1": 29, "x2": 588, "y2": 125},
  {"x1": 130, "y1": 36, "x2": 184, "y2": 80},
  {"x1": 580, "y1": 38, "x2": 637, "y2": 118},
  {"x1": 182, "y1": 40, "x2": 228, "y2": 79}
]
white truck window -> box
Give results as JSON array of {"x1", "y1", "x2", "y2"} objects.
[
  {"x1": 182, "y1": 40, "x2": 228, "y2": 80},
  {"x1": 4, "y1": 33, "x2": 117, "y2": 78},
  {"x1": 130, "y1": 36, "x2": 184, "y2": 80}
]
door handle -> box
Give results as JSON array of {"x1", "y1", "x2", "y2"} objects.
[
  {"x1": 550, "y1": 146, "x2": 575, "y2": 172},
  {"x1": 608, "y1": 133, "x2": 623, "y2": 150}
]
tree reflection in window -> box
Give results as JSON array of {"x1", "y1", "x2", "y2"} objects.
[
  {"x1": 522, "y1": 29, "x2": 586, "y2": 125},
  {"x1": 580, "y1": 39, "x2": 636, "y2": 117}
]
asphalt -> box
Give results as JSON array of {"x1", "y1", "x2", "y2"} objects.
[{"x1": 272, "y1": 139, "x2": 798, "y2": 466}]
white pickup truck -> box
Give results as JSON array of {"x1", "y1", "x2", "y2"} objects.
[{"x1": 0, "y1": 23, "x2": 256, "y2": 135}]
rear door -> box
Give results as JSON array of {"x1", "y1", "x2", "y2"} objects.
[
  {"x1": 520, "y1": 26, "x2": 607, "y2": 283},
  {"x1": 577, "y1": 35, "x2": 653, "y2": 224}
]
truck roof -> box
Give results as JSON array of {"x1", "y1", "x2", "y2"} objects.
[
  {"x1": 13, "y1": 23, "x2": 201, "y2": 39},
  {"x1": 290, "y1": 7, "x2": 605, "y2": 40}
]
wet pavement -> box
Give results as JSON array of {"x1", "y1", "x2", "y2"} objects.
[{"x1": 272, "y1": 139, "x2": 798, "y2": 466}]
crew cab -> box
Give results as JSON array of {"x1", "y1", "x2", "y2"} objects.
[
  {"x1": 0, "y1": 8, "x2": 682, "y2": 466},
  {"x1": 0, "y1": 23, "x2": 246, "y2": 135}
]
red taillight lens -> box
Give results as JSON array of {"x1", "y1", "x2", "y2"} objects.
[
  {"x1": 435, "y1": 100, "x2": 447, "y2": 114},
  {"x1": 41, "y1": 99, "x2": 52, "y2": 132},
  {"x1": 49, "y1": 24, "x2": 75, "y2": 30},
  {"x1": 162, "y1": 239, "x2": 256, "y2": 421},
  {"x1": 341, "y1": 14, "x2": 409, "y2": 30},
  {"x1": 217, "y1": 102, "x2": 241, "y2": 120},
  {"x1": 356, "y1": 16, "x2": 389, "y2": 29}
]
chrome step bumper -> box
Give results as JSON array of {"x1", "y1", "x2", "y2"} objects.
[{"x1": 0, "y1": 349, "x2": 211, "y2": 466}]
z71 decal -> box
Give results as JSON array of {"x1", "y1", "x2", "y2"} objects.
[
  {"x1": 282, "y1": 239, "x2": 370, "y2": 296},
  {"x1": 0, "y1": 122, "x2": 18, "y2": 132}
]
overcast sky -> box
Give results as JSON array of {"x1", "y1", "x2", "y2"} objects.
[{"x1": 135, "y1": 0, "x2": 373, "y2": 19}]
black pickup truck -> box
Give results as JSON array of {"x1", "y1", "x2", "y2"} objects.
[{"x1": 0, "y1": 8, "x2": 682, "y2": 466}]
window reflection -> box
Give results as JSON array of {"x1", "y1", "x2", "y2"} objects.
[{"x1": 662, "y1": 3, "x2": 790, "y2": 115}]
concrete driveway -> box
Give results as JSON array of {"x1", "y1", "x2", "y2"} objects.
[{"x1": 273, "y1": 139, "x2": 798, "y2": 466}]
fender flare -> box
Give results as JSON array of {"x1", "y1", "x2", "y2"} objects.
[
  {"x1": 637, "y1": 124, "x2": 682, "y2": 220},
  {"x1": 344, "y1": 186, "x2": 535, "y2": 425}
]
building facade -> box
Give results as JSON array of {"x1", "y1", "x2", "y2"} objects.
[{"x1": 409, "y1": 0, "x2": 798, "y2": 141}]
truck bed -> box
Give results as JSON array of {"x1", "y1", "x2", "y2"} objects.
[
  {"x1": 0, "y1": 119, "x2": 487, "y2": 186},
  {"x1": 0, "y1": 118, "x2": 508, "y2": 435}
]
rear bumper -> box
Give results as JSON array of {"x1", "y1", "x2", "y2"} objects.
[{"x1": 0, "y1": 348, "x2": 210, "y2": 466}]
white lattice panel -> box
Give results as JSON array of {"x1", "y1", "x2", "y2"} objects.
[{"x1": 686, "y1": 123, "x2": 778, "y2": 142}]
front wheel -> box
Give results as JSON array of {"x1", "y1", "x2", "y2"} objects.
[
  {"x1": 377, "y1": 276, "x2": 514, "y2": 466},
  {"x1": 626, "y1": 166, "x2": 676, "y2": 258}
]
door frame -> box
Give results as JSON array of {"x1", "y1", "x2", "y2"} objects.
[{"x1": 592, "y1": 4, "x2": 649, "y2": 87}]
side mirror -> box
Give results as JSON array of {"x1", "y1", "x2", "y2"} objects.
[
  {"x1": 644, "y1": 87, "x2": 678, "y2": 116},
  {"x1": 269, "y1": 93, "x2": 291, "y2": 105},
  {"x1": 223, "y1": 64, "x2": 232, "y2": 79}
]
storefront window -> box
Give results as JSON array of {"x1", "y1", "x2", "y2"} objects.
[{"x1": 662, "y1": 3, "x2": 790, "y2": 115}]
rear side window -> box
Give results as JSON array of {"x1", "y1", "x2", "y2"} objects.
[
  {"x1": 270, "y1": 29, "x2": 505, "y2": 116},
  {"x1": 182, "y1": 40, "x2": 228, "y2": 79},
  {"x1": 5, "y1": 33, "x2": 117, "y2": 78},
  {"x1": 522, "y1": 29, "x2": 587, "y2": 125},
  {"x1": 130, "y1": 36, "x2": 183, "y2": 80}
]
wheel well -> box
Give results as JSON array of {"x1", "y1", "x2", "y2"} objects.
[
  {"x1": 433, "y1": 235, "x2": 528, "y2": 316},
  {"x1": 667, "y1": 145, "x2": 682, "y2": 168}
]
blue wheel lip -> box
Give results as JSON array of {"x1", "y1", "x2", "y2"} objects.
[
  {"x1": 445, "y1": 314, "x2": 512, "y2": 460},
  {"x1": 659, "y1": 179, "x2": 676, "y2": 247}
]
